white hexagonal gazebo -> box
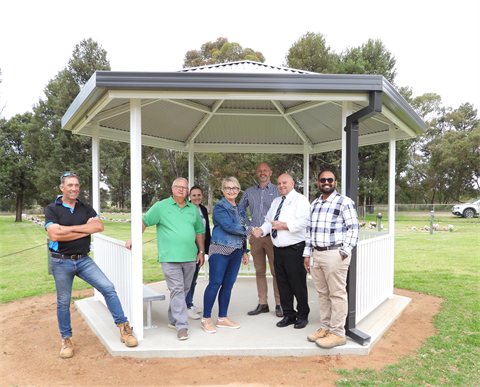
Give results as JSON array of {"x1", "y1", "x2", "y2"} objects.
[{"x1": 62, "y1": 61, "x2": 424, "y2": 344}]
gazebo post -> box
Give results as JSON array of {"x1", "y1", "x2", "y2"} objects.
[
  {"x1": 388, "y1": 126, "x2": 396, "y2": 297},
  {"x1": 91, "y1": 119, "x2": 101, "y2": 303},
  {"x1": 91, "y1": 119, "x2": 100, "y2": 212},
  {"x1": 188, "y1": 140, "x2": 194, "y2": 188},
  {"x1": 130, "y1": 99, "x2": 144, "y2": 340},
  {"x1": 303, "y1": 142, "x2": 309, "y2": 198},
  {"x1": 344, "y1": 91, "x2": 382, "y2": 346}
]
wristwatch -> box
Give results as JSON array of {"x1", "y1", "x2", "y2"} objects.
[
  {"x1": 199, "y1": 251, "x2": 205, "y2": 254},
  {"x1": 340, "y1": 251, "x2": 348, "y2": 259}
]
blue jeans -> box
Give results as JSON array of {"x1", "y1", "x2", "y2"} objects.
[
  {"x1": 185, "y1": 262, "x2": 201, "y2": 309},
  {"x1": 203, "y1": 250, "x2": 242, "y2": 319},
  {"x1": 50, "y1": 256, "x2": 127, "y2": 338}
]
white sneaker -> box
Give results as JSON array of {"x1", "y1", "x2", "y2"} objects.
[
  {"x1": 188, "y1": 307, "x2": 201, "y2": 320},
  {"x1": 191, "y1": 304, "x2": 202, "y2": 313}
]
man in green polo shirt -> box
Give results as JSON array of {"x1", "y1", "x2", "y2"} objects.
[{"x1": 126, "y1": 177, "x2": 205, "y2": 341}]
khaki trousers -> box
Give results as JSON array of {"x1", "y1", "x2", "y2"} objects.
[
  {"x1": 310, "y1": 249, "x2": 351, "y2": 337},
  {"x1": 249, "y1": 235, "x2": 280, "y2": 305}
]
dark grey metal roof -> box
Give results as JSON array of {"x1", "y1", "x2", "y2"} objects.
[{"x1": 62, "y1": 67, "x2": 425, "y2": 154}]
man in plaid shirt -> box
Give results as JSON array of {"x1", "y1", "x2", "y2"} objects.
[{"x1": 303, "y1": 170, "x2": 359, "y2": 349}]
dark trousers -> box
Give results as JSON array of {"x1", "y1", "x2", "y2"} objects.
[
  {"x1": 273, "y1": 241, "x2": 309, "y2": 320},
  {"x1": 185, "y1": 262, "x2": 201, "y2": 309}
]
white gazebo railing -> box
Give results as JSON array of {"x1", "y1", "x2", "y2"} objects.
[
  {"x1": 92, "y1": 229, "x2": 392, "y2": 330},
  {"x1": 356, "y1": 232, "x2": 394, "y2": 323},
  {"x1": 92, "y1": 234, "x2": 134, "y2": 323}
]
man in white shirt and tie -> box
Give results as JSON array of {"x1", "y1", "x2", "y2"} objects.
[{"x1": 253, "y1": 174, "x2": 311, "y2": 329}]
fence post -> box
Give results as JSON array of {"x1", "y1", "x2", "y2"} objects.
[
  {"x1": 377, "y1": 213, "x2": 382, "y2": 232},
  {"x1": 430, "y1": 211, "x2": 434, "y2": 235}
]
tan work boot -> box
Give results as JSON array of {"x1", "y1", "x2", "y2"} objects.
[
  {"x1": 315, "y1": 331, "x2": 346, "y2": 348},
  {"x1": 60, "y1": 337, "x2": 74, "y2": 358},
  {"x1": 117, "y1": 322, "x2": 138, "y2": 347},
  {"x1": 307, "y1": 328, "x2": 328, "y2": 342}
]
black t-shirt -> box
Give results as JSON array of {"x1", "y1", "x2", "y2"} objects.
[{"x1": 45, "y1": 196, "x2": 98, "y2": 255}]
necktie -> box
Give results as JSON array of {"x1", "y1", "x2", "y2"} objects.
[{"x1": 272, "y1": 196, "x2": 286, "y2": 239}]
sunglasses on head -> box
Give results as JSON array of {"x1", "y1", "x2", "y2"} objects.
[{"x1": 319, "y1": 178, "x2": 335, "y2": 183}]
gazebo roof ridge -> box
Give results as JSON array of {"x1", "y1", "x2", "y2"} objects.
[{"x1": 177, "y1": 60, "x2": 318, "y2": 75}]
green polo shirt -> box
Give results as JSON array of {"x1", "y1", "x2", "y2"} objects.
[{"x1": 143, "y1": 197, "x2": 205, "y2": 263}]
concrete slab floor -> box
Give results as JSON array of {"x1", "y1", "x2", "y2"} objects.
[{"x1": 75, "y1": 276, "x2": 411, "y2": 358}]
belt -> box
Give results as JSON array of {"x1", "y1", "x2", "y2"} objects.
[
  {"x1": 276, "y1": 241, "x2": 305, "y2": 249},
  {"x1": 314, "y1": 244, "x2": 342, "y2": 251},
  {"x1": 51, "y1": 252, "x2": 88, "y2": 261}
]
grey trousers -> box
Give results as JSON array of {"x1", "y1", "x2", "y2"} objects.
[{"x1": 161, "y1": 261, "x2": 196, "y2": 330}]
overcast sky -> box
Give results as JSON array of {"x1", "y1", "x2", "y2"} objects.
[{"x1": 1, "y1": 0, "x2": 479, "y2": 120}]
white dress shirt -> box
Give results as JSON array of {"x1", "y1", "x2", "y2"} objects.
[{"x1": 259, "y1": 189, "x2": 310, "y2": 248}]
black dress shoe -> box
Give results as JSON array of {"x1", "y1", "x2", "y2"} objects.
[
  {"x1": 276, "y1": 316, "x2": 297, "y2": 327},
  {"x1": 248, "y1": 304, "x2": 269, "y2": 315},
  {"x1": 275, "y1": 305, "x2": 283, "y2": 317},
  {"x1": 294, "y1": 319, "x2": 308, "y2": 329}
]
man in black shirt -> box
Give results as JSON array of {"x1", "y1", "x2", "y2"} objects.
[{"x1": 45, "y1": 172, "x2": 137, "y2": 358}]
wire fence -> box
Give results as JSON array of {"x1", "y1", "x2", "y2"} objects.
[{"x1": 3, "y1": 203, "x2": 478, "y2": 222}]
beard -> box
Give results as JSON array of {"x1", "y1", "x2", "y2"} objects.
[{"x1": 319, "y1": 185, "x2": 335, "y2": 194}]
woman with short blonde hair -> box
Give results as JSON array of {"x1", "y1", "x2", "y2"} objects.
[{"x1": 201, "y1": 176, "x2": 252, "y2": 334}]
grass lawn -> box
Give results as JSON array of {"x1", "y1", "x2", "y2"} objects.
[
  {"x1": 0, "y1": 216, "x2": 164, "y2": 302},
  {"x1": 336, "y1": 215, "x2": 480, "y2": 387},
  {"x1": 0, "y1": 213, "x2": 479, "y2": 386}
]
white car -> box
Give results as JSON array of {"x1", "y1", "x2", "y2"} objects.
[{"x1": 451, "y1": 199, "x2": 480, "y2": 218}]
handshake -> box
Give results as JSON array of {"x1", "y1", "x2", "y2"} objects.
[{"x1": 252, "y1": 227, "x2": 264, "y2": 238}]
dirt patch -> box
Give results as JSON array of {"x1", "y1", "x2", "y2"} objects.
[{"x1": 0, "y1": 288, "x2": 442, "y2": 387}]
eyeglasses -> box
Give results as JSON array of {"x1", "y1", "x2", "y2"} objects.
[
  {"x1": 63, "y1": 172, "x2": 72, "y2": 177},
  {"x1": 319, "y1": 178, "x2": 335, "y2": 184},
  {"x1": 173, "y1": 185, "x2": 188, "y2": 191},
  {"x1": 223, "y1": 187, "x2": 240, "y2": 193}
]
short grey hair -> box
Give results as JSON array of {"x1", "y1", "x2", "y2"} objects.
[
  {"x1": 222, "y1": 176, "x2": 241, "y2": 191},
  {"x1": 60, "y1": 172, "x2": 80, "y2": 186},
  {"x1": 172, "y1": 177, "x2": 188, "y2": 187}
]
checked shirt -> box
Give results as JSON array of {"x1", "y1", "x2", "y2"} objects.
[{"x1": 303, "y1": 190, "x2": 359, "y2": 257}]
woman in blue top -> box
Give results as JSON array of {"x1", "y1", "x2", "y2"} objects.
[{"x1": 201, "y1": 176, "x2": 252, "y2": 333}]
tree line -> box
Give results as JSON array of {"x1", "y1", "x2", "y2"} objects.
[{"x1": 1, "y1": 35, "x2": 479, "y2": 222}]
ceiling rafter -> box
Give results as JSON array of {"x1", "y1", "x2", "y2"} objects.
[
  {"x1": 185, "y1": 99, "x2": 225, "y2": 147},
  {"x1": 96, "y1": 99, "x2": 158, "y2": 122},
  {"x1": 72, "y1": 94, "x2": 112, "y2": 134},
  {"x1": 285, "y1": 100, "x2": 331, "y2": 116},
  {"x1": 271, "y1": 100, "x2": 313, "y2": 151},
  {"x1": 164, "y1": 99, "x2": 212, "y2": 113},
  {"x1": 330, "y1": 101, "x2": 392, "y2": 126},
  {"x1": 215, "y1": 108, "x2": 281, "y2": 116}
]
